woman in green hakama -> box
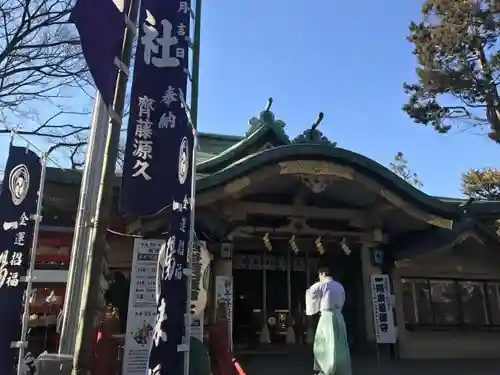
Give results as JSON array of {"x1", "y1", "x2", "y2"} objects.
[{"x1": 306, "y1": 267, "x2": 352, "y2": 375}]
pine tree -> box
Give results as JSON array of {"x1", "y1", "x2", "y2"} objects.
[{"x1": 404, "y1": 0, "x2": 500, "y2": 142}]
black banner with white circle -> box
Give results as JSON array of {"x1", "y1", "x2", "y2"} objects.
[{"x1": 0, "y1": 146, "x2": 41, "y2": 375}]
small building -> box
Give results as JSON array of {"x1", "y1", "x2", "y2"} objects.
[{"x1": 36, "y1": 103, "x2": 500, "y2": 360}]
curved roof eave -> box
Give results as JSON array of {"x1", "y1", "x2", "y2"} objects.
[
  {"x1": 197, "y1": 124, "x2": 289, "y2": 173},
  {"x1": 392, "y1": 219, "x2": 499, "y2": 261},
  {"x1": 196, "y1": 143, "x2": 463, "y2": 218}
]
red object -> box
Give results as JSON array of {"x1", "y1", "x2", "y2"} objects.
[
  {"x1": 209, "y1": 319, "x2": 235, "y2": 375},
  {"x1": 92, "y1": 316, "x2": 121, "y2": 375},
  {"x1": 36, "y1": 234, "x2": 73, "y2": 265},
  {"x1": 109, "y1": 218, "x2": 126, "y2": 232},
  {"x1": 29, "y1": 286, "x2": 65, "y2": 315},
  {"x1": 232, "y1": 358, "x2": 246, "y2": 375}
]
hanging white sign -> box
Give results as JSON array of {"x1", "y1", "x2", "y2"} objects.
[
  {"x1": 122, "y1": 239, "x2": 164, "y2": 375},
  {"x1": 370, "y1": 274, "x2": 396, "y2": 344}
]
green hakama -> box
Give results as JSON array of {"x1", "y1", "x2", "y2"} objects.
[{"x1": 312, "y1": 310, "x2": 352, "y2": 375}]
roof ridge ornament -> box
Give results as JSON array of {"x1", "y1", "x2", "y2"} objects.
[
  {"x1": 245, "y1": 97, "x2": 288, "y2": 140},
  {"x1": 292, "y1": 112, "x2": 337, "y2": 146}
]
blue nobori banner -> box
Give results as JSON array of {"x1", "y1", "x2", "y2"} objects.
[
  {"x1": 120, "y1": 0, "x2": 192, "y2": 217},
  {"x1": 70, "y1": 0, "x2": 125, "y2": 108},
  {"x1": 119, "y1": 0, "x2": 194, "y2": 374},
  {"x1": 0, "y1": 146, "x2": 41, "y2": 375}
]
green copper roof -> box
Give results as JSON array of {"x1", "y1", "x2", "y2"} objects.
[
  {"x1": 196, "y1": 143, "x2": 500, "y2": 220},
  {"x1": 197, "y1": 98, "x2": 336, "y2": 174},
  {"x1": 42, "y1": 98, "x2": 500, "y2": 221}
]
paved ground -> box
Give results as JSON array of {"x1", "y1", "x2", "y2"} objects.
[{"x1": 236, "y1": 352, "x2": 500, "y2": 375}]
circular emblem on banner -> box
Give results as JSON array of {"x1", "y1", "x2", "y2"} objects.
[
  {"x1": 178, "y1": 137, "x2": 189, "y2": 185},
  {"x1": 9, "y1": 164, "x2": 30, "y2": 206}
]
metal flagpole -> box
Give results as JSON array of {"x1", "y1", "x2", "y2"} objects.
[
  {"x1": 181, "y1": 0, "x2": 202, "y2": 371},
  {"x1": 58, "y1": 93, "x2": 109, "y2": 355},
  {"x1": 183, "y1": 123, "x2": 197, "y2": 375},
  {"x1": 16, "y1": 152, "x2": 47, "y2": 374},
  {"x1": 72, "y1": 0, "x2": 140, "y2": 372},
  {"x1": 190, "y1": 0, "x2": 202, "y2": 130}
]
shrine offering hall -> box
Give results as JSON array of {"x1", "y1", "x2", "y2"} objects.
[{"x1": 36, "y1": 104, "x2": 500, "y2": 360}]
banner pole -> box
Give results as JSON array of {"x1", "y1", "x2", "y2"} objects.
[
  {"x1": 58, "y1": 92, "x2": 109, "y2": 355},
  {"x1": 181, "y1": 0, "x2": 202, "y2": 358},
  {"x1": 189, "y1": 0, "x2": 202, "y2": 130},
  {"x1": 9, "y1": 131, "x2": 15, "y2": 147},
  {"x1": 179, "y1": 0, "x2": 201, "y2": 354},
  {"x1": 183, "y1": 125, "x2": 197, "y2": 375},
  {"x1": 16, "y1": 153, "x2": 47, "y2": 374},
  {"x1": 72, "y1": 0, "x2": 140, "y2": 372}
]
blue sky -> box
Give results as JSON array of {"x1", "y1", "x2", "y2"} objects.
[
  {"x1": 1, "y1": 0, "x2": 498, "y2": 197},
  {"x1": 194, "y1": 0, "x2": 499, "y2": 198}
]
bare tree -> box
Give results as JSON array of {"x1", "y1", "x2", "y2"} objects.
[{"x1": 0, "y1": 0, "x2": 95, "y2": 166}]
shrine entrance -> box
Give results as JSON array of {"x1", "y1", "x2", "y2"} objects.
[
  {"x1": 188, "y1": 104, "x2": 454, "y2": 354},
  {"x1": 130, "y1": 102, "x2": 500, "y2": 360},
  {"x1": 232, "y1": 246, "x2": 364, "y2": 351}
]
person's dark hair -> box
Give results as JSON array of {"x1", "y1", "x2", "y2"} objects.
[
  {"x1": 317, "y1": 266, "x2": 330, "y2": 276},
  {"x1": 114, "y1": 271, "x2": 126, "y2": 283}
]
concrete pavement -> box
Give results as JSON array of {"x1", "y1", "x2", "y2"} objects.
[{"x1": 236, "y1": 352, "x2": 500, "y2": 375}]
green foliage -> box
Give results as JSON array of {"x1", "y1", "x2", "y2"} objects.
[
  {"x1": 389, "y1": 152, "x2": 424, "y2": 188},
  {"x1": 461, "y1": 167, "x2": 500, "y2": 200},
  {"x1": 404, "y1": 0, "x2": 500, "y2": 141}
]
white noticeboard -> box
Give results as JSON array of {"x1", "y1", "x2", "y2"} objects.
[
  {"x1": 370, "y1": 274, "x2": 396, "y2": 344},
  {"x1": 122, "y1": 239, "x2": 164, "y2": 375},
  {"x1": 122, "y1": 239, "x2": 204, "y2": 375}
]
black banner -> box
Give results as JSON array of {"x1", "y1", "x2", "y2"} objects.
[
  {"x1": 0, "y1": 146, "x2": 42, "y2": 375},
  {"x1": 119, "y1": 0, "x2": 194, "y2": 371},
  {"x1": 120, "y1": 0, "x2": 192, "y2": 217},
  {"x1": 70, "y1": 0, "x2": 126, "y2": 107}
]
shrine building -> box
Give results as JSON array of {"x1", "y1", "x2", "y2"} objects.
[{"x1": 32, "y1": 101, "x2": 500, "y2": 360}]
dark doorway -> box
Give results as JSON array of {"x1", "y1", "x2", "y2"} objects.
[{"x1": 232, "y1": 249, "x2": 363, "y2": 349}]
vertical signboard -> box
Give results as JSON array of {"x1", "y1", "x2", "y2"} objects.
[
  {"x1": 370, "y1": 274, "x2": 396, "y2": 344},
  {"x1": 0, "y1": 146, "x2": 41, "y2": 375},
  {"x1": 122, "y1": 239, "x2": 163, "y2": 375}
]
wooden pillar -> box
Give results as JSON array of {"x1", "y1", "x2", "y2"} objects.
[
  {"x1": 305, "y1": 248, "x2": 315, "y2": 344},
  {"x1": 259, "y1": 250, "x2": 271, "y2": 344}
]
